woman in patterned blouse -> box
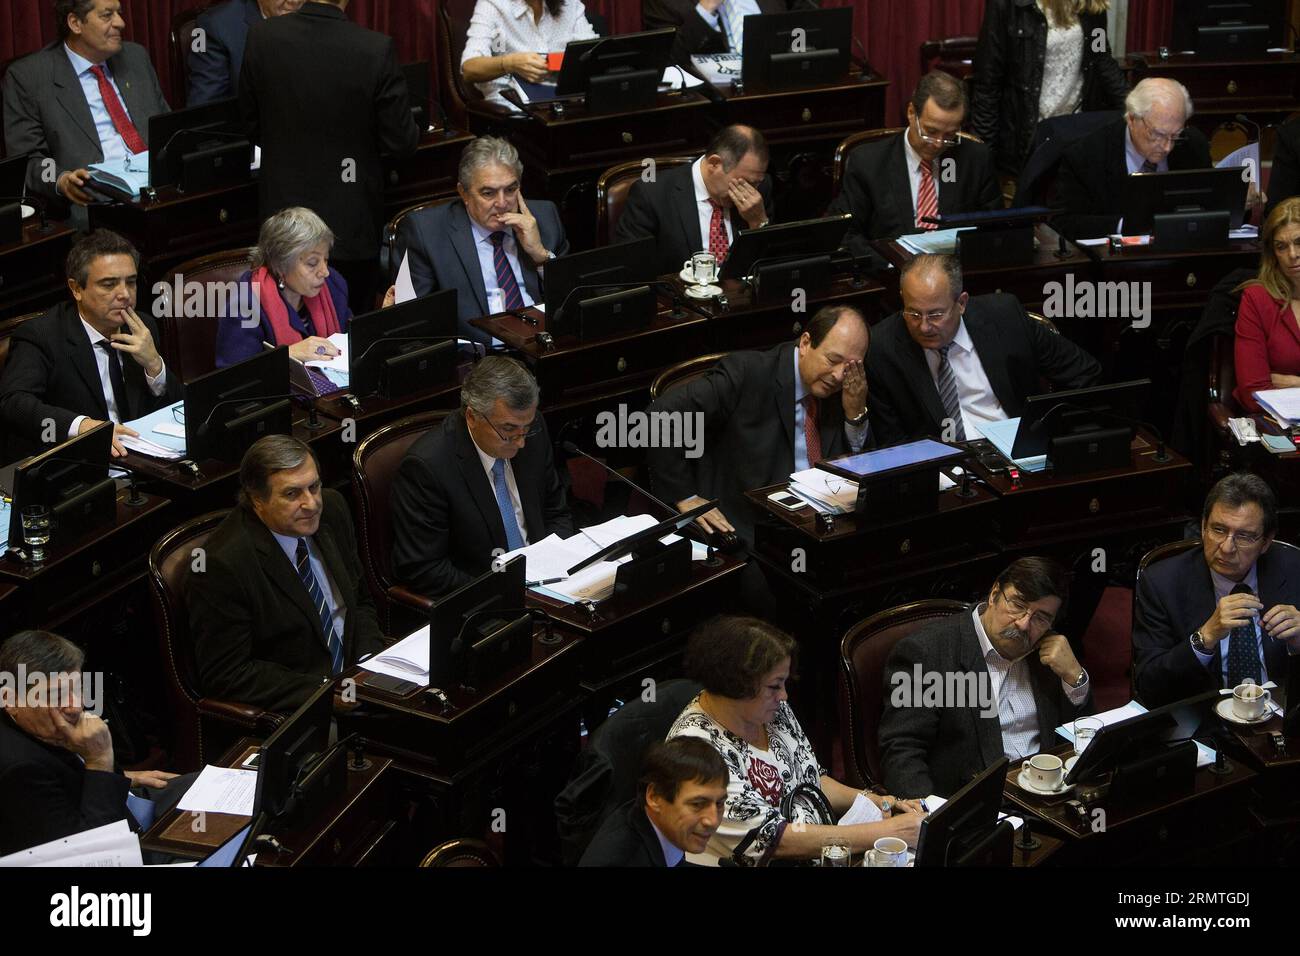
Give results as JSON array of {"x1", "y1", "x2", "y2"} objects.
[{"x1": 667, "y1": 616, "x2": 925, "y2": 866}]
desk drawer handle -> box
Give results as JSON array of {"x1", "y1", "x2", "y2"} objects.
[
  {"x1": 622, "y1": 131, "x2": 633, "y2": 144},
  {"x1": 1186, "y1": 272, "x2": 1197, "y2": 288},
  {"x1": 1089, "y1": 497, "x2": 1100, "y2": 515},
  {"x1": 1226, "y1": 80, "x2": 1238, "y2": 94},
  {"x1": 899, "y1": 538, "x2": 911, "y2": 555},
  {"x1": 616, "y1": 356, "x2": 627, "y2": 373},
  {"x1": 218, "y1": 208, "x2": 229, "y2": 224},
  {"x1": 660, "y1": 618, "x2": 672, "y2": 635},
  {"x1": 91, "y1": 559, "x2": 102, "y2": 577},
  {"x1": 791, "y1": 321, "x2": 803, "y2": 334},
  {"x1": 801, "y1": 107, "x2": 812, "y2": 122}
]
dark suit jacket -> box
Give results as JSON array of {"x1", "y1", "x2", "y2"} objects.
[
  {"x1": 642, "y1": 0, "x2": 788, "y2": 62},
  {"x1": 879, "y1": 609, "x2": 1090, "y2": 799},
  {"x1": 866, "y1": 293, "x2": 1102, "y2": 447},
  {"x1": 1265, "y1": 117, "x2": 1299, "y2": 217},
  {"x1": 390, "y1": 412, "x2": 575, "y2": 598},
  {"x1": 0, "y1": 301, "x2": 184, "y2": 462},
  {"x1": 578, "y1": 799, "x2": 670, "y2": 866},
  {"x1": 398, "y1": 198, "x2": 569, "y2": 345},
  {"x1": 2, "y1": 40, "x2": 170, "y2": 227},
  {"x1": 646, "y1": 341, "x2": 859, "y2": 546},
  {"x1": 826, "y1": 133, "x2": 1003, "y2": 265},
  {"x1": 188, "y1": 0, "x2": 264, "y2": 106},
  {"x1": 187, "y1": 489, "x2": 386, "y2": 713},
  {"x1": 614, "y1": 161, "x2": 774, "y2": 277},
  {"x1": 1052, "y1": 117, "x2": 1212, "y2": 240},
  {"x1": 1133, "y1": 544, "x2": 1300, "y2": 708},
  {"x1": 0, "y1": 709, "x2": 130, "y2": 856},
  {"x1": 239, "y1": 2, "x2": 419, "y2": 261}
]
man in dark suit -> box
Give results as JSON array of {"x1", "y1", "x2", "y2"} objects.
[
  {"x1": 0, "y1": 229, "x2": 182, "y2": 463},
  {"x1": 2, "y1": 0, "x2": 170, "y2": 229},
  {"x1": 240, "y1": 0, "x2": 420, "y2": 314},
  {"x1": 867, "y1": 254, "x2": 1101, "y2": 447},
  {"x1": 0, "y1": 630, "x2": 184, "y2": 856},
  {"x1": 1265, "y1": 116, "x2": 1299, "y2": 217},
  {"x1": 390, "y1": 357, "x2": 574, "y2": 599},
  {"x1": 187, "y1": 0, "x2": 304, "y2": 106},
  {"x1": 880, "y1": 558, "x2": 1092, "y2": 799},
  {"x1": 646, "y1": 303, "x2": 869, "y2": 547},
  {"x1": 828, "y1": 71, "x2": 1002, "y2": 268},
  {"x1": 615, "y1": 124, "x2": 773, "y2": 278},
  {"x1": 187, "y1": 436, "x2": 387, "y2": 714},
  {"x1": 1134, "y1": 473, "x2": 1300, "y2": 708},
  {"x1": 580, "y1": 738, "x2": 728, "y2": 867},
  {"x1": 398, "y1": 136, "x2": 568, "y2": 346},
  {"x1": 642, "y1": 0, "x2": 788, "y2": 62},
  {"x1": 1053, "y1": 78, "x2": 1213, "y2": 240}
]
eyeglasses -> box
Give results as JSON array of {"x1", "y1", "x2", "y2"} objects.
[
  {"x1": 1137, "y1": 115, "x2": 1187, "y2": 147},
  {"x1": 1205, "y1": 524, "x2": 1264, "y2": 547},
  {"x1": 901, "y1": 303, "x2": 955, "y2": 324},
  {"x1": 996, "y1": 588, "x2": 1056, "y2": 631},
  {"x1": 482, "y1": 415, "x2": 542, "y2": 443},
  {"x1": 911, "y1": 114, "x2": 959, "y2": 148},
  {"x1": 171, "y1": 406, "x2": 185, "y2": 424}
]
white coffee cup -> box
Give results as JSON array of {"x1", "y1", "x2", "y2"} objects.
[
  {"x1": 1023, "y1": 753, "x2": 1064, "y2": 790},
  {"x1": 1232, "y1": 682, "x2": 1270, "y2": 720},
  {"x1": 867, "y1": 836, "x2": 907, "y2": 867},
  {"x1": 685, "y1": 252, "x2": 718, "y2": 285}
]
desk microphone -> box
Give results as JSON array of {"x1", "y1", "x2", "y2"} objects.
[
  {"x1": 193, "y1": 391, "x2": 319, "y2": 434},
  {"x1": 1029, "y1": 401, "x2": 1170, "y2": 463}
]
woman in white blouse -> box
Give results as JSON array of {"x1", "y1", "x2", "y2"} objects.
[
  {"x1": 461, "y1": 0, "x2": 598, "y2": 106},
  {"x1": 972, "y1": 0, "x2": 1129, "y2": 177}
]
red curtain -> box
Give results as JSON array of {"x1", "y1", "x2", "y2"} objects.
[{"x1": 1125, "y1": 0, "x2": 1176, "y2": 52}]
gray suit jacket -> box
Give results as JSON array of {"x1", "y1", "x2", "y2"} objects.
[
  {"x1": 2, "y1": 41, "x2": 170, "y2": 228},
  {"x1": 398, "y1": 198, "x2": 568, "y2": 346},
  {"x1": 879, "y1": 609, "x2": 1090, "y2": 799}
]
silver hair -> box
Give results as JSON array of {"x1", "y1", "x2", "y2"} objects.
[
  {"x1": 251, "y1": 207, "x2": 335, "y2": 276},
  {"x1": 1125, "y1": 77, "x2": 1194, "y2": 122},
  {"x1": 460, "y1": 356, "x2": 539, "y2": 417},
  {"x1": 238, "y1": 435, "x2": 319, "y2": 506},
  {"x1": 458, "y1": 136, "x2": 523, "y2": 191}
]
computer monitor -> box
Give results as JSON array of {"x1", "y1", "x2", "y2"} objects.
[
  {"x1": 428, "y1": 555, "x2": 528, "y2": 686},
  {"x1": 544, "y1": 238, "x2": 658, "y2": 340},
  {"x1": 1119, "y1": 167, "x2": 1248, "y2": 236},
  {"x1": 816, "y1": 439, "x2": 967, "y2": 485},
  {"x1": 1011, "y1": 379, "x2": 1151, "y2": 464},
  {"x1": 719, "y1": 214, "x2": 851, "y2": 281},
  {"x1": 400, "y1": 61, "x2": 432, "y2": 132},
  {"x1": 1170, "y1": 0, "x2": 1285, "y2": 51},
  {"x1": 555, "y1": 29, "x2": 676, "y2": 113},
  {"x1": 148, "y1": 97, "x2": 252, "y2": 192},
  {"x1": 741, "y1": 8, "x2": 853, "y2": 93},
  {"x1": 254, "y1": 678, "x2": 337, "y2": 820},
  {"x1": 915, "y1": 756, "x2": 1012, "y2": 866},
  {"x1": 183, "y1": 347, "x2": 293, "y2": 463},
  {"x1": 6, "y1": 421, "x2": 116, "y2": 549},
  {"x1": 347, "y1": 289, "x2": 459, "y2": 398},
  {"x1": 1065, "y1": 689, "x2": 1220, "y2": 786}
]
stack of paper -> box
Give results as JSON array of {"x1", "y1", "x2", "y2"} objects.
[
  {"x1": 121, "y1": 401, "x2": 186, "y2": 460},
  {"x1": 361, "y1": 624, "x2": 431, "y2": 686},
  {"x1": 975, "y1": 417, "x2": 1046, "y2": 473},
  {"x1": 88, "y1": 156, "x2": 150, "y2": 199},
  {"x1": 689, "y1": 53, "x2": 742, "y2": 85},
  {"x1": 176, "y1": 765, "x2": 257, "y2": 816},
  {"x1": 303, "y1": 332, "x2": 350, "y2": 389},
  {"x1": 0, "y1": 498, "x2": 9, "y2": 558},
  {"x1": 1055, "y1": 701, "x2": 1216, "y2": 769},
  {"x1": 789, "y1": 468, "x2": 857, "y2": 514},
  {"x1": 0, "y1": 820, "x2": 142, "y2": 867},
  {"x1": 1253, "y1": 388, "x2": 1300, "y2": 428},
  {"x1": 898, "y1": 227, "x2": 975, "y2": 256}
]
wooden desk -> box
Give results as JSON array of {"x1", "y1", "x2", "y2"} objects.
[{"x1": 0, "y1": 216, "x2": 76, "y2": 320}]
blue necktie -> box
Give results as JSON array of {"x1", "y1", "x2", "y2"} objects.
[
  {"x1": 491, "y1": 458, "x2": 525, "y2": 551},
  {"x1": 1225, "y1": 622, "x2": 1262, "y2": 687},
  {"x1": 296, "y1": 538, "x2": 343, "y2": 675}
]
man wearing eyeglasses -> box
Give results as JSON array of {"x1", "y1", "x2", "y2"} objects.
[
  {"x1": 865, "y1": 253, "x2": 1100, "y2": 447},
  {"x1": 828, "y1": 71, "x2": 1001, "y2": 270},
  {"x1": 1133, "y1": 473, "x2": 1300, "y2": 709},
  {"x1": 1053, "y1": 77, "x2": 1212, "y2": 240},
  {"x1": 880, "y1": 557, "x2": 1092, "y2": 799},
  {"x1": 390, "y1": 356, "x2": 573, "y2": 598}
]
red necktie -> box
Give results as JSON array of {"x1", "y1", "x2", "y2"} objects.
[
  {"x1": 89, "y1": 65, "x2": 146, "y2": 155},
  {"x1": 915, "y1": 160, "x2": 938, "y2": 231},
  {"x1": 802, "y1": 394, "x2": 822, "y2": 466},
  {"x1": 708, "y1": 199, "x2": 730, "y2": 263}
]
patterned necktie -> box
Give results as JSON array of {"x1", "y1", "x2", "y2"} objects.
[
  {"x1": 707, "y1": 199, "x2": 729, "y2": 263},
  {"x1": 488, "y1": 232, "x2": 525, "y2": 311},
  {"x1": 491, "y1": 458, "x2": 525, "y2": 551},
  {"x1": 935, "y1": 343, "x2": 966, "y2": 441},
  {"x1": 720, "y1": 0, "x2": 746, "y2": 53},
  {"x1": 296, "y1": 538, "x2": 343, "y2": 675},
  {"x1": 1225, "y1": 594, "x2": 1262, "y2": 687},
  {"x1": 802, "y1": 394, "x2": 822, "y2": 466},
  {"x1": 915, "y1": 160, "x2": 939, "y2": 230},
  {"x1": 96, "y1": 340, "x2": 131, "y2": 422},
  {"x1": 1140, "y1": 160, "x2": 1157, "y2": 174},
  {"x1": 89, "y1": 65, "x2": 146, "y2": 154}
]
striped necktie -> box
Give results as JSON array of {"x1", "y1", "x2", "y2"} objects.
[
  {"x1": 935, "y1": 343, "x2": 966, "y2": 441},
  {"x1": 720, "y1": 0, "x2": 746, "y2": 53},
  {"x1": 489, "y1": 231, "x2": 525, "y2": 310},
  {"x1": 915, "y1": 160, "x2": 939, "y2": 230},
  {"x1": 296, "y1": 538, "x2": 343, "y2": 675}
]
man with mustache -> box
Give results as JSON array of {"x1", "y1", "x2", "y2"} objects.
[{"x1": 879, "y1": 557, "x2": 1092, "y2": 798}]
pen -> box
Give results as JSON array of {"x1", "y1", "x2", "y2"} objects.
[
  {"x1": 526, "y1": 577, "x2": 566, "y2": 587},
  {"x1": 919, "y1": 799, "x2": 929, "y2": 813}
]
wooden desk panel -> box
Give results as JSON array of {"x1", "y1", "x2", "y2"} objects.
[{"x1": 0, "y1": 217, "x2": 76, "y2": 320}]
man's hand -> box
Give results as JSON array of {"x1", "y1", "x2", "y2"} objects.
[
  {"x1": 506, "y1": 52, "x2": 548, "y2": 84},
  {"x1": 1200, "y1": 591, "x2": 1264, "y2": 648},
  {"x1": 677, "y1": 494, "x2": 734, "y2": 536},
  {"x1": 1037, "y1": 633, "x2": 1083, "y2": 684},
  {"x1": 79, "y1": 417, "x2": 140, "y2": 458},
  {"x1": 111, "y1": 307, "x2": 163, "y2": 376},
  {"x1": 727, "y1": 179, "x2": 766, "y2": 230},
  {"x1": 1262, "y1": 603, "x2": 1300, "y2": 650},
  {"x1": 57, "y1": 169, "x2": 95, "y2": 205},
  {"x1": 125, "y1": 769, "x2": 179, "y2": 790},
  {"x1": 499, "y1": 193, "x2": 549, "y2": 265},
  {"x1": 49, "y1": 710, "x2": 115, "y2": 772},
  {"x1": 841, "y1": 358, "x2": 867, "y2": 421}
]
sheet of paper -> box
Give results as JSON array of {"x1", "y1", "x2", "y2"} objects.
[
  {"x1": 898, "y1": 227, "x2": 975, "y2": 256},
  {"x1": 975, "y1": 417, "x2": 1047, "y2": 473},
  {"x1": 394, "y1": 250, "x2": 417, "y2": 304},
  {"x1": 689, "y1": 52, "x2": 742, "y2": 84},
  {"x1": 923, "y1": 794, "x2": 1023, "y2": 830},
  {"x1": 1216, "y1": 142, "x2": 1259, "y2": 179},
  {"x1": 152, "y1": 421, "x2": 185, "y2": 439},
  {"x1": 0, "y1": 820, "x2": 143, "y2": 867},
  {"x1": 1253, "y1": 387, "x2": 1300, "y2": 425},
  {"x1": 0, "y1": 499, "x2": 9, "y2": 558},
  {"x1": 360, "y1": 624, "x2": 430, "y2": 685},
  {"x1": 1230, "y1": 224, "x2": 1259, "y2": 240},
  {"x1": 837, "y1": 792, "x2": 883, "y2": 826},
  {"x1": 1054, "y1": 700, "x2": 1216, "y2": 770},
  {"x1": 1073, "y1": 237, "x2": 1110, "y2": 247},
  {"x1": 303, "y1": 332, "x2": 349, "y2": 372},
  {"x1": 122, "y1": 401, "x2": 186, "y2": 457},
  {"x1": 175, "y1": 765, "x2": 257, "y2": 816}
]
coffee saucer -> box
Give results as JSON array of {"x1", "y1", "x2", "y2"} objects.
[
  {"x1": 685, "y1": 283, "x2": 722, "y2": 299},
  {"x1": 1016, "y1": 768, "x2": 1074, "y2": 796},
  {"x1": 1064, "y1": 755, "x2": 1078, "y2": 774},
  {"x1": 21, "y1": 204, "x2": 35, "y2": 219},
  {"x1": 1214, "y1": 697, "x2": 1272, "y2": 725}
]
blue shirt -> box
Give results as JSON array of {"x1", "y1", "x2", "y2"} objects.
[
  {"x1": 469, "y1": 217, "x2": 535, "y2": 310},
  {"x1": 64, "y1": 45, "x2": 138, "y2": 169},
  {"x1": 648, "y1": 814, "x2": 684, "y2": 867},
  {"x1": 1124, "y1": 126, "x2": 1167, "y2": 175},
  {"x1": 792, "y1": 347, "x2": 868, "y2": 472},
  {"x1": 271, "y1": 530, "x2": 345, "y2": 644},
  {"x1": 696, "y1": 0, "x2": 762, "y2": 51}
]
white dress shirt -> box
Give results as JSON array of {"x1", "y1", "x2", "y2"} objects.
[
  {"x1": 693, "y1": 0, "x2": 761, "y2": 52},
  {"x1": 924, "y1": 318, "x2": 1005, "y2": 438},
  {"x1": 972, "y1": 605, "x2": 1090, "y2": 761},
  {"x1": 691, "y1": 157, "x2": 736, "y2": 255},
  {"x1": 270, "y1": 529, "x2": 346, "y2": 645},
  {"x1": 461, "y1": 0, "x2": 597, "y2": 106},
  {"x1": 792, "y1": 347, "x2": 867, "y2": 471},
  {"x1": 469, "y1": 426, "x2": 529, "y2": 545},
  {"x1": 468, "y1": 216, "x2": 536, "y2": 310},
  {"x1": 1194, "y1": 564, "x2": 1273, "y2": 686},
  {"x1": 67, "y1": 315, "x2": 168, "y2": 437},
  {"x1": 64, "y1": 45, "x2": 138, "y2": 169},
  {"x1": 902, "y1": 132, "x2": 939, "y2": 225}
]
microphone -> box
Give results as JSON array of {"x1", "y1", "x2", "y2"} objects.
[
  {"x1": 1233, "y1": 113, "x2": 1261, "y2": 144},
  {"x1": 1029, "y1": 401, "x2": 1169, "y2": 463},
  {"x1": 552, "y1": 280, "x2": 707, "y2": 325},
  {"x1": 192, "y1": 392, "x2": 313, "y2": 435}
]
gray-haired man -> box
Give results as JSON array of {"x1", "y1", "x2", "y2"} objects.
[
  {"x1": 397, "y1": 136, "x2": 569, "y2": 345},
  {"x1": 390, "y1": 356, "x2": 574, "y2": 598}
]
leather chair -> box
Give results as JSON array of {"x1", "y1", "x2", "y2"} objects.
[
  {"x1": 160, "y1": 246, "x2": 255, "y2": 382},
  {"x1": 381, "y1": 195, "x2": 458, "y2": 285},
  {"x1": 170, "y1": 5, "x2": 213, "y2": 107},
  {"x1": 1012, "y1": 110, "x2": 1123, "y2": 208},
  {"x1": 0, "y1": 310, "x2": 43, "y2": 378},
  {"x1": 1026, "y1": 310, "x2": 1059, "y2": 335},
  {"x1": 419, "y1": 838, "x2": 500, "y2": 866},
  {"x1": 1132, "y1": 538, "x2": 1202, "y2": 703},
  {"x1": 437, "y1": 0, "x2": 518, "y2": 130},
  {"x1": 148, "y1": 510, "x2": 284, "y2": 772},
  {"x1": 1206, "y1": 333, "x2": 1241, "y2": 472},
  {"x1": 649, "y1": 352, "x2": 728, "y2": 401},
  {"x1": 594, "y1": 155, "x2": 695, "y2": 246},
  {"x1": 919, "y1": 35, "x2": 978, "y2": 81},
  {"x1": 837, "y1": 599, "x2": 968, "y2": 788},
  {"x1": 351, "y1": 409, "x2": 453, "y2": 633},
  {"x1": 830, "y1": 128, "x2": 984, "y2": 200}
]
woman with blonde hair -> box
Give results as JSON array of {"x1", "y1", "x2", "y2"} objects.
[{"x1": 1233, "y1": 197, "x2": 1300, "y2": 412}]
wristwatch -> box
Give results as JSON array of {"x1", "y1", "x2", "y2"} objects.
[
  {"x1": 846, "y1": 408, "x2": 868, "y2": 427},
  {"x1": 1070, "y1": 668, "x2": 1087, "y2": 688},
  {"x1": 1190, "y1": 630, "x2": 1210, "y2": 654}
]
